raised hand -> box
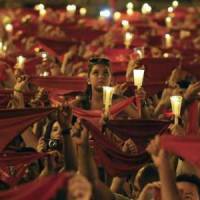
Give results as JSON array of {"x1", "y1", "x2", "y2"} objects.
[{"x1": 122, "y1": 138, "x2": 138, "y2": 155}]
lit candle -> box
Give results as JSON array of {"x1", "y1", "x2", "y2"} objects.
[
  {"x1": 40, "y1": 71, "x2": 49, "y2": 77},
  {"x1": 133, "y1": 69, "x2": 144, "y2": 89},
  {"x1": 0, "y1": 41, "x2": 3, "y2": 50},
  {"x1": 39, "y1": 8, "x2": 46, "y2": 18},
  {"x1": 127, "y1": 8, "x2": 134, "y2": 16},
  {"x1": 5, "y1": 23, "x2": 13, "y2": 33},
  {"x1": 165, "y1": 16, "x2": 172, "y2": 28},
  {"x1": 17, "y1": 55, "x2": 26, "y2": 68},
  {"x1": 66, "y1": 4, "x2": 77, "y2": 16},
  {"x1": 180, "y1": 30, "x2": 191, "y2": 39},
  {"x1": 79, "y1": 7, "x2": 87, "y2": 16},
  {"x1": 41, "y1": 52, "x2": 48, "y2": 62},
  {"x1": 168, "y1": 6, "x2": 174, "y2": 13},
  {"x1": 121, "y1": 20, "x2": 129, "y2": 30},
  {"x1": 43, "y1": 71, "x2": 49, "y2": 77},
  {"x1": 0, "y1": 40, "x2": 7, "y2": 55},
  {"x1": 124, "y1": 32, "x2": 133, "y2": 49},
  {"x1": 34, "y1": 4, "x2": 45, "y2": 11},
  {"x1": 0, "y1": 41, "x2": 3, "y2": 56},
  {"x1": 165, "y1": 33, "x2": 173, "y2": 48},
  {"x1": 163, "y1": 53, "x2": 169, "y2": 58},
  {"x1": 141, "y1": 3, "x2": 152, "y2": 15},
  {"x1": 103, "y1": 86, "x2": 114, "y2": 117},
  {"x1": 126, "y1": 2, "x2": 134, "y2": 10},
  {"x1": 126, "y1": 2, "x2": 134, "y2": 15},
  {"x1": 172, "y1": 0, "x2": 179, "y2": 8},
  {"x1": 99, "y1": 9, "x2": 111, "y2": 20},
  {"x1": 113, "y1": 11, "x2": 121, "y2": 21},
  {"x1": 170, "y1": 95, "x2": 182, "y2": 125}
]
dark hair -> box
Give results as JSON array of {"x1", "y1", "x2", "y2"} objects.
[
  {"x1": 137, "y1": 163, "x2": 159, "y2": 190},
  {"x1": 177, "y1": 80, "x2": 191, "y2": 89},
  {"x1": 176, "y1": 174, "x2": 200, "y2": 195},
  {"x1": 88, "y1": 57, "x2": 110, "y2": 75},
  {"x1": 79, "y1": 57, "x2": 111, "y2": 109},
  {"x1": 44, "y1": 120, "x2": 56, "y2": 141},
  {"x1": 0, "y1": 180, "x2": 10, "y2": 191}
]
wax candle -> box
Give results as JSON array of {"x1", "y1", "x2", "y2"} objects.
[
  {"x1": 170, "y1": 95, "x2": 182, "y2": 125},
  {"x1": 133, "y1": 69, "x2": 144, "y2": 89},
  {"x1": 165, "y1": 33, "x2": 173, "y2": 48},
  {"x1": 103, "y1": 86, "x2": 114, "y2": 116}
]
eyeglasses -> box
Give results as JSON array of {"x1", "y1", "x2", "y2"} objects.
[{"x1": 89, "y1": 57, "x2": 110, "y2": 65}]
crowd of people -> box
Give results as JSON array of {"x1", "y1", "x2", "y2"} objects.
[{"x1": 0, "y1": 2, "x2": 200, "y2": 200}]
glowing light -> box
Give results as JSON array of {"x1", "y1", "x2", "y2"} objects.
[
  {"x1": 121, "y1": 20, "x2": 129, "y2": 30},
  {"x1": 126, "y1": 2, "x2": 134, "y2": 9},
  {"x1": 141, "y1": 3, "x2": 152, "y2": 15},
  {"x1": 133, "y1": 69, "x2": 145, "y2": 89},
  {"x1": 113, "y1": 11, "x2": 121, "y2": 21},
  {"x1": 34, "y1": 4, "x2": 45, "y2": 11},
  {"x1": 66, "y1": 4, "x2": 77, "y2": 15},
  {"x1": 100, "y1": 9, "x2": 111, "y2": 18},
  {"x1": 172, "y1": 1, "x2": 179, "y2": 8},
  {"x1": 5, "y1": 23, "x2": 13, "y2": 33},
  {"x1": 79, "y1": 7, "x2": 87, "y2": 16}
]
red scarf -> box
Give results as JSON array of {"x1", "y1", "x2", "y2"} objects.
[
  {"x1": 0, "y1": 107, "x2": 55, "y2": 152},
  {"x1": 0, "y1": 172, "x2": 71, "y2": 200},
  {"x1": 161, "y1": 135, "x2": 200, "y2": 168},
  {"x1": 82, "y1": 119, "x2": 169, "y2": 176},
  {"x1": 0, "y1": 151, "x2": 47, "y2": 186}
]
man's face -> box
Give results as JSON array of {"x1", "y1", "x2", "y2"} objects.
[{"x1": 177, "y1": 182, "x2": 199, "y2": 200}]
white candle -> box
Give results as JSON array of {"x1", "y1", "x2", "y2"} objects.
[
  {"x1": 124, "y1": 32, "x2": 133, "y2": 49},
  {"x1": 34, "y1": 4, "x2": 45, "y2": 11},
  {"x1": 170, "y1": 95, "x2": 182, "y2": 125},
  {"x1": 172, "y1": 0, "x2": 179, "y2": 8},
  {"x1": 165, "y1": 33, "x2": 173, "y2": 48},
  {"x1": 133, "y1": 69, "x2": 144, "y2": 89},
  {"x1": 163, "y1": 53, "x2": 169, "y2": 58},
  {"x1": 165, "y1": 16, "x2": 172, "y2": 28},
  {"x1": 17, "y1": 55, "x2": 26, "y2": 68},
  {"x1": 79, "y1": 7, "x2": 87, "y2": 16},
  {"x1": 0, "y1": 41, "x2": 3, "y2": 56},
  {"x1": 126, "y1": 2, "x2": 134, "y2": 10},
  {"x1": 103, "y1": 86, "x2": 114, "y2": 116},
  {"x1": 121, "y1": 20, "x2": 129, "y2": 30},
  {"x1": 5, "y1": 23, "x2": 13, "y2": 33},
  {"x1": 168, "y1": 6, "x2": 174, "y2": 13},
  {"x1": 39, "y1": 8, "x2": 46, "y2": 18},
  {"x1": 66, "y1": 4, "x2": 77, "y2": 15},
  {"x1": 0, "y1": 41, "x2": 3, "y2": 51},
  {"x1": 127, "y1": 8, "x2": 134, "y2": 16},
  {"x1": 141, "y1": 3, "x2": 152, "y2": 15},
  {"x1": 99, "y1": 9, "x2": 111, "y2": 20},
  {"x1": 41, "y1": 52, "x2": 48, "y2": 62},
  {"x1": 113, "y1": 11, "x2": 121, "y2": 21},
  {"x1": 40, "y1": 71, "x2": 49, "y2": 77},
  {"x1": 43, "y1": 71, "x2": 49, "y2": 77},
  {"x1": 180, "y1": 30, "x2": 191, "y2": 39}
]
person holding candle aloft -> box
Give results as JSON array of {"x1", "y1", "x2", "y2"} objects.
[
  {"x1": 70, "y1": 58, "x2": 140, "y2": 180},
  {"x1": 71, "y1": 57, "x2": 139, "y2": 119}
]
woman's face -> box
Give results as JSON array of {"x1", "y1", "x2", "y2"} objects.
[
  {"x1": 50, "y1": 121, "x2": 62, "y2": 140},
  {"x1": 88, "y1": 64, "x2": 112, "y2": 92}
]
